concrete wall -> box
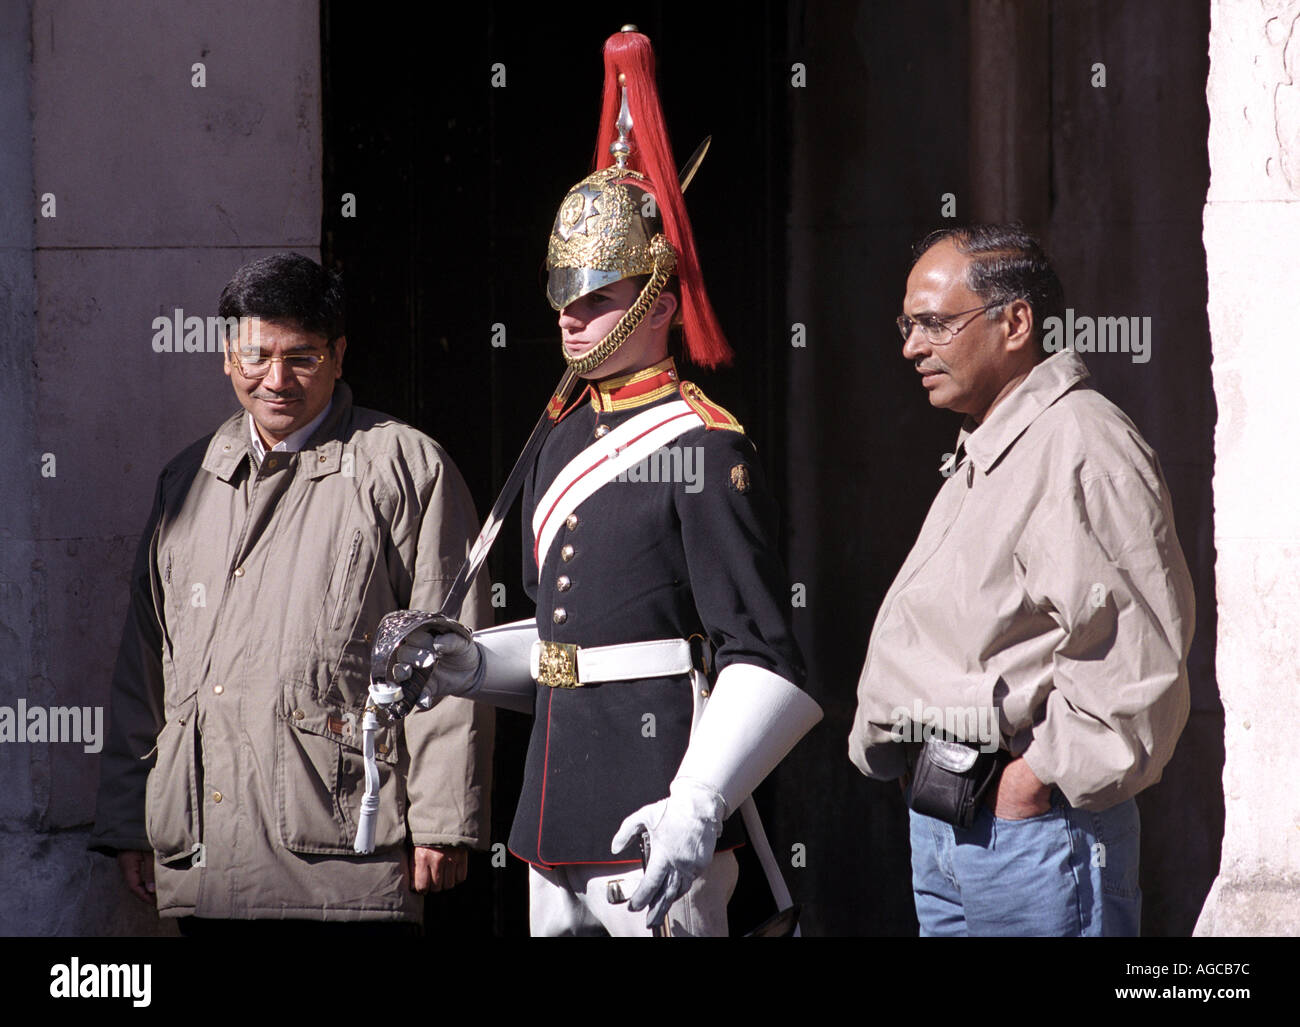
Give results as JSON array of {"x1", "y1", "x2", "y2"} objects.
[
  {"x1": 1196, "y1": 0, "x2": 1300, "y2": 936},
  {"x1": 0, "y1": 0, "x2": 320, "y2": 935}
]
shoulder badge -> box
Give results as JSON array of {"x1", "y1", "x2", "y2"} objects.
[{"x1": 678, "y1": 381, "x2": 744, "y2": 433}]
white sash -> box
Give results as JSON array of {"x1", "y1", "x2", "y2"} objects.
[{"x1": 532, "y1": 399, "x2": 702, "y2": 567}]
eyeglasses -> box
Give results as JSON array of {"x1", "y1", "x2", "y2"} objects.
[
  {"x1": 228, "y1": 347, "x2": 331, "y2": 380},
  {"x1": 896, "y1": 301, "x2": 1004, "y2": 345}
]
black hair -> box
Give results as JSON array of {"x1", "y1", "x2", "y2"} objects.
[
  {"x1": 912, "y1": 224, "x2": 1065, "y2": 349},
  {"x1": 218, "y1": 253, "x2": 345, "y2": 342}
]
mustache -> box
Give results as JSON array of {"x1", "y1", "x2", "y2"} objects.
[{"x1": 915, "y1": 359, "x2": 947, "y2": 374}]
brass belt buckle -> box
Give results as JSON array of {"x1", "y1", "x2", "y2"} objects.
[{"x1": 537, "y1": 641, "x2": 581, "y2": 688}]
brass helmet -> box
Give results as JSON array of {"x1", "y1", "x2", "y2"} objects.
[{"x1": 544, "y1": 27, "x2": 732, "y2": 373}]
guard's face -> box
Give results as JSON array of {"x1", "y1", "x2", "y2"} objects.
[
  {"x1": 223, "y1": 317, "x2": 344, "y2": 445},
  {"x1": 557, "y1": 278, "x2": 668, "y2": 380},
  {"x1": 901, "y1": 240, "x2": 1011, "y2": 423}
]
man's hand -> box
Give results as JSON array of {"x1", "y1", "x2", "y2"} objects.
[
  {"x1": 989, "y1": 756, "x2": 1052, "y2": 819},
  {"x1": 117, "y1": 850, "x2": 156, "y2": 905},
  {"x1": 410, "y1": 845, "x2": 469, "y2": 893},
  {"x1": 611, "y1": 779, "x2": 725, "y2": 929}
]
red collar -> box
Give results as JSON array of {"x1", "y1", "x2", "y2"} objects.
[{"x1": 588, "y1": 357, "x2": 680, "y2": 413}]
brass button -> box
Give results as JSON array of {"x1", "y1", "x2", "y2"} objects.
[
  {"x1": 212, "y1": 791, "x2": 223, "y2": 803},
  {"x1": 700, "y1": 688, "x2": 710, "y2": 698},
  {"x1": 560, "y1": 544, "x2": 574, "y2": 562},
  {"x1": 318, "y1": 453, "x2": 327, "y2": 462},
  {"x1": 556, "y1": 575, "x2": 571, "y2": 592},
  {"x1": 668, "y1": 370, "x2": 677, "y2": 380},
  {"x1": 594, "y1": 424, "x2": 610, "y2": 439},
  {"x1": 293, "y1": 709, "x2": 305, "y2": 720},
  {"x1": 233, "y1": 566, "x2": 245, "y2": 578},
  {"x1": 213, "y1": 684, "x2": 224, "y2": 695},
  {"x1": 565, "y1": 513, "x2": 579, "y2": 531},
  {"x1": 552, "y1": 608, "x2": 567, "y2": 624},
  {"x1": 222, "y1": 443, "x2": 231, "y2": 452}
]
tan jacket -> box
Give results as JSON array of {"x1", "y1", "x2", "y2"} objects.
[
  {"x1": 90, "y1": 383, "x2": 494, "y2": 921},
  {"x1": 849, "y1": 350, "x2": 1194, "y2": 810}
]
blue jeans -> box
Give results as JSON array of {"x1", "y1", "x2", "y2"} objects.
[{"x1": 907, "y1": 787, "x2": 1141, "y2": 936}]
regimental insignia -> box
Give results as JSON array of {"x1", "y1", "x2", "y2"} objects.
[{"x1": 729, "y1": 464, "x2": 751, "y2": 494}]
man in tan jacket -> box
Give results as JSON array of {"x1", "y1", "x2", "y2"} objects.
[
  {"x1": 849, "y1": 225, "x2": 1194, "y2": 936},
  {"x1": 90, "y1": 253, "x2": 493, "y2": 932}
]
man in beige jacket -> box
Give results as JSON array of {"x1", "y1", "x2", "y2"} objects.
[
  {"x1": 90, "y1": 253, "x2": 493, "y2": 932},
  {"x1": 849, "y1": 225, "x2": 1194, "y2": 936}
]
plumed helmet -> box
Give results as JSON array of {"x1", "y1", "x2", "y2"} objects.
[{"x1": 543, "y1": 27, "x2": 733, "y2": 372}]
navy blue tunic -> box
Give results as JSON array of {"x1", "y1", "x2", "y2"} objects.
[{"x1": 507, "y1": 361, "x2": 805, "y2": 866}]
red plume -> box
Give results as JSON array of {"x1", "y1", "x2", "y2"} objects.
[{"x1": 589, "y1": 30, "x2": 734, "y2": 369}]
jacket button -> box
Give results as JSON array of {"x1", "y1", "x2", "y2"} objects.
[
  {"x1": 233, "y1": 567, "x2": 245, "y2": 578},
  {"x1": 594, "y1": 424, "x2": 610, "y2": 439},
  {"x1": 213, "y1": 684, "x2": 224, "y2": 695},
  {"x1": 565, "y1": 513, "x2": 579, "y2": 531},
  {"x1": 222, "y1": 443, "x2": 231, "y2": 452},
  {"x1": 319, "y1": 453, "x2": 328, "y2": 463},
  {"x1": 293, "y1": 709, "x2": 305, "y2": 720},
  {"x1": 560, "y1": 544, "x2": 574, "y2": 562},
  {"x1": 265, "y1": 456, "x2": 278, "y2": 470},
  {"x1": 363, "y1": 632, "x2": 371, "y2": 643},
  {"x1": 212, "y1": 791, "x2": 223, "y2": 803},
  {"x1": 556, "y1": 575, "x2": 571, "y2": 592},
  {"x1": 553, "y1": 608, "x2": 567, "y2": 624}
]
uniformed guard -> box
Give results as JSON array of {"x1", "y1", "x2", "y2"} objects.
[{"x1": 370, "y1": 25, "x2": 821, "y2": 936}]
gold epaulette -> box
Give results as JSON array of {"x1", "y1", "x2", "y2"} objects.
[{"x1": 679, "y1": 381, "x2": 744, "y2": 433}]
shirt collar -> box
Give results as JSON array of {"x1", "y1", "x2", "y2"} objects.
[
  {"x1": 248, "y1": 399, "x2": 333, "y2": 462},
  {"x1": 958, "y1": 349, "x2": 1091, "y2": 473},
  {"x1": 589, "y1": 357, "x2": 680, "y2": 414},
  {"x1": 204, "y1": 382, "x2": 352, "y2": 483}
]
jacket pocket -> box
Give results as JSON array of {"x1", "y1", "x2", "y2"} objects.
[
  {"x1": 275, "y1": 700, "x2": 405, "y2": 855},
  {"x1": 144, "y1": 697, "x2": 202, "y2": 866}
]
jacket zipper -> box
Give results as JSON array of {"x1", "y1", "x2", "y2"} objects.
[{"x1": 331, "y1": 530, "x2": 364, "y2": 630}]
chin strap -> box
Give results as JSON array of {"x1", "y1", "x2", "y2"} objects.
[{"x1": 562, "y1": 238, "x2": 676, "y2": 373}]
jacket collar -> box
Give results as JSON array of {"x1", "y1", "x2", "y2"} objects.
[
  {"x1": 202, "y1": 381, "x2": 355, "y2": 483},
  {"x1": 957, "y1": 349, "x2": 1091, "y2": 474},
  {"x1": 588, "y1": 357, "x2": 680, "y2": 414}
]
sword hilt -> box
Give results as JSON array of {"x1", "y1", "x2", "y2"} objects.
[{"x1": 368, "y1": 609, "x2": 474, "y2": 721}]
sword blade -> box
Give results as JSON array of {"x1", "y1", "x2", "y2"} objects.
[
  {"x1": 437, "y1": 367, "x2": 579, "y2": 619},
  {"x1": 677, "y1": 136, "x2": 711, "y2": 195}
]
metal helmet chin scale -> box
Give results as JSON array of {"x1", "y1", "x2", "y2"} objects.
[{"x1": 544, "y1": 26, "x2": 733, "y2": 374}]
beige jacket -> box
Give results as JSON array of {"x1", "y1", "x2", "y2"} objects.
[
  {"x1": 90, "y1": 383, "x2": 494, "y2": 921},
  {"x1": 849, "y1": 350, "x2": 1194, "y2": 810}
]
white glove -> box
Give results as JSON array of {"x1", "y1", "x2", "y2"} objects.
[
  {"x1": 393, "y1": 627, "x2": 482, "y2": 705},
  {"x1": 610, "y1": 778, "x2": 726, "y2": 929}
]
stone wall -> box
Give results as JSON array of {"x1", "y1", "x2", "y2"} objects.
[{"x1": 0, "y1": 0, "x2": 321, "y2": 935}]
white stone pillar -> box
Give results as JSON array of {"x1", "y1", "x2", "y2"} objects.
[{"x1": 1196, "y1": 0, "x2": 1300, "y2": 936}]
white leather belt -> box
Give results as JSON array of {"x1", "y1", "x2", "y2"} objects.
[{"x1": 529, "y1": 638, "x2": 694, "y2": 688}]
